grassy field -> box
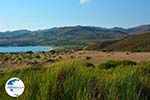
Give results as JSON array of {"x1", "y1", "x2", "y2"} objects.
[
  {"x1": 0, "y1": 60, "x2": 150, "y2": 100},
  {"x1": 1, "y1": 51, "x2": 150, "y2": 70},
  {"x1": 61, "y1": 51, "x2": 150, "y2": 65}
]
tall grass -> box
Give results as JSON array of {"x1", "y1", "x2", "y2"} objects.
[{"x1": 0, "y1": 60, "x2": 149, "y2": 100}]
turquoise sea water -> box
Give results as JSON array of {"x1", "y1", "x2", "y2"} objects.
[{"x1": 0, "y1": 46, "x2": 53, "y2": 53}]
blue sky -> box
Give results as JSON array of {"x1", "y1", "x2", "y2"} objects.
[{"x1": 0, "y1": 0, "x2": 150, "y2": 31}]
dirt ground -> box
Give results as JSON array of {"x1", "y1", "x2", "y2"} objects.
[
  {"x1": 61, "y1": 51, "x2": 150, "y2": 65},
  {"x1": 1, "y1": 51, "x2": 150, "y2": 70}
]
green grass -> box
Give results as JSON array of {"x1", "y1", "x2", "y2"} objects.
[
  {"x1": 0, "y1": 60, "x2": 150, "y2": 100},
  {"x1": 88, "y1": 32, "x2": 150, "y2": 52},
  {"x1": 98, "y1": 60, "x2": 137, "y2": 69}
]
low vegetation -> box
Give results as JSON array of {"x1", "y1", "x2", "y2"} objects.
[
  {"x1": 0, "y1": 60, "x2": 149, "y2": 100},
  {"x1": 0, "y1": 51, "x2": 62, "y2": 70},
  {"x1": 99, "y1": 60, "x2": 137, "y2": 69},
  {"x1": 88, "y1": 32, "x2": 150, "y2": 52}
]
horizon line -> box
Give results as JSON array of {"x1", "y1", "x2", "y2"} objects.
[{"x1": 0, "y1": 24, "x2": 150, "y2": 32}]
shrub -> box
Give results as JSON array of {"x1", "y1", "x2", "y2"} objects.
[
  {"x1": 50, "y1": 50, "x2": 56, "y2": 54},
  {"x1": 99, "y1": 60, "x2": 137, "y2": 69},
  {"x1": 70, "y1": 55, "x2": 75, "y2": 59},
  {"x1": 119, "y1": 60, "x2": 137, "y2": 66},
  {"x1": 26, "y1": 51, "x2": 34, "y2": 54},
  {"x1": 84, "y1": 62, "x2": 95, "y2": 68},
  {"x1": 85, "y1": 56, "x2": 92, "y2": 60},
  {"x1": 99, "y1": 60, "x2": 119, "y2": 69}
]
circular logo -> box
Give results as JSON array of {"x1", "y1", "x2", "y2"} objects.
[{"x1": 5, "y1": 78, "x2": 25, "y2": 97}]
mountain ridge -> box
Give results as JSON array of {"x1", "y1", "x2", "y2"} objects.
[
  {"x1": 0, "y1": 24, "x2": 150, "y2": 46},
  {"x1": 1, "y1": 24, "x2": 150, "y2": 33}
]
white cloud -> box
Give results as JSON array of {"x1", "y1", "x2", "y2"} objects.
[{"x1": 80, "y1": 0, "x2": 92, "y2": 4}]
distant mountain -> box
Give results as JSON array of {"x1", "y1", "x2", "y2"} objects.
[
  {"x1": 0, "y1": 24, "x2": 150, "y2": 46},
  {"x1": 128, "y1": 25, "x2": 150, "y2": 34},
  {"x1": 0, "y1": 30, "x2": 32, "y2": 38},
  {"x1": 88, "y1": 32, "x2": 150, "y2": 52},
  {"x1": 110, "y1": 27, "x2": 128, "y2": 34},
  {"x1": 0, "y1": 26, "x2": 128, "y2": 39}
]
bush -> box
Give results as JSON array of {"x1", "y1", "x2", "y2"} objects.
[
  {"x1": 84, "y1": 62, "x2": 95, "y2": 68},
  {"x1": 99, "y1": 60, "x2": 137, "y2": 69},
  {"x1": 50, "y1": 50, "x2": 56, "y2": 54},
  {"x1": 99, "y1": 60, "x2": 119, "y2": 69},
  {"x1": 26, "y1": 51, "x2": 34, "y2": 54},
  {"x1": 85, "y1": 56, "x2": 92, "y2": 60},
  {"x1": 119, "y1": 60, "x2": 137, "y2": 66}
]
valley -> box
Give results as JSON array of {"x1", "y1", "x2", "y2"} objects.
[{"x1": 0, "y1": 25, "x2": 150, "y2": 100}]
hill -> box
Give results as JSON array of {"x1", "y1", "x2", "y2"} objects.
[
  {"x1": 88, "y1": 32, "x2": 150, "y2": 52},
  {"x1": 0, "y1": 25, "x2": 150, "y2": 46},
  {"x1": 0, "y1": 26, "x2": 127, "y2": 46},
  {"x1": 128, "y1": 25, "x2": 150, "y2": 34}
]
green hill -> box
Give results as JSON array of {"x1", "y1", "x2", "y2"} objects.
[
  {"x1": 0, "y1": 25, "x2": 150, "y2": 46},
  {"x1": 88, "y1": 32, "x2": 150, "y2": 52}
]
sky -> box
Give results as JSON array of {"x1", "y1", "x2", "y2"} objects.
[{"x1": 0, "y1": 0, "x2": 150, "y2": 31}]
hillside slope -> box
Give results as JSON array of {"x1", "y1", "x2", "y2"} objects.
[
  {"x1": 88, "y1": 32, "x2": 150, "y2": 52},
  {"x1": 0, "y1": 26, "x2": 127, "y2": 46},
  {"x1": 0, "y1": 25, "x2": 150, "y2": 46}
]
